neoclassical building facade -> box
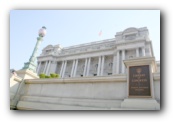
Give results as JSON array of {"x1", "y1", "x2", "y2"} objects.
[
  {"x1": 36, "y1": 27, "x2": 159, "y2": 77},
  {"x1": 10, "y1": 27, "x2": 160, "y2": 110}
]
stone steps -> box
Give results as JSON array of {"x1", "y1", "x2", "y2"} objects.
[
  {"x1": 17, "y1": 96, "x2": 123, "y2": 110},
  {"x1": 17, "y1": 101, "x2": 113, "y2": 110}
]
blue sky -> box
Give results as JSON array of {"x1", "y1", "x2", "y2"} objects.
[{"x1": 10, "y1": 10, "x2": 160, "y2": 70}]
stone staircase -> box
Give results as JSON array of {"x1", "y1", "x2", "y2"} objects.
[{"x1": 17, "y1": 96, "x2": 123, "y2": 110}]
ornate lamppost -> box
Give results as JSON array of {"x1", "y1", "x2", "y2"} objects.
[{"x1": 22, "y1": 26, "x2": 47, "y2": 73}]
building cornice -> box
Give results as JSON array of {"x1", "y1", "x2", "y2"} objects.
[
  {"x1": 63, "y1": 38, "x2": 115, "y2": 50},
  {"x1": 37, "y1": 47, "x2": 115, "y2": 62}
]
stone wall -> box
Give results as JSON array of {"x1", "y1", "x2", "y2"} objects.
[{"x1": 16, "y1": 73, "x2": 160, "y2": 110}]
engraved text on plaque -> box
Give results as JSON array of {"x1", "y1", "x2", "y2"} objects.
[{"x1": 129, "y1": 65, "x2": 151, "y2": 97}]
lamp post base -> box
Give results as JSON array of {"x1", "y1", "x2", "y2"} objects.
[
  {"x1": 22, "y1": 61, "x2": 36, "y2": 73},
  {"x1": 16, "y1": 69, "x2": 39, "y2": 79}
]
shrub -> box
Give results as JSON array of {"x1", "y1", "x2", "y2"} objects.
[
  {"x1": 50, "y1": 73, "x2": 56, "y2": 78},
  {"x1": 39, "y1": 73, "x2": 45, "y2": 78},
  {"x1": 55, "y1": 74, "x2": 60, "y2": 78},
  {"x1": 45, "y1": 75, "x2": 51, "y2": 78},
  {"x1": 39, "y1": 73, "x2": 60, "y2": 79},
  {"x1": 50, "y1": 73, "x2": 60, "y2": 78}
]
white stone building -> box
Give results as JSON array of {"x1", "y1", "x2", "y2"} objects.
[
  {"x1": 36, "y1": 27, "x2": 159, "y2": 77},
  {"x1": 10, "y1": 27, "x2": 160, "y2": 110}
]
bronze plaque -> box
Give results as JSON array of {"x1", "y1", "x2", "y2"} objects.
[{"x1": 129, "y1": 65, "x2": 151, "y2": 97}]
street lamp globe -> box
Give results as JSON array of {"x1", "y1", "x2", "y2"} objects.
[{"x1": 38, "y1": 26, "x2": 47, "y2": 37}]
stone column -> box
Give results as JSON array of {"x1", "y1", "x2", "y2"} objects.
[
  {"x1": 112, "y1": 55, "x2": 116, "y2": 74},
  {"x1": 83, "y1": 58, "x2": 88, "y2": 77},
  {"x1": 36, "y1": 61, "x2": 41, "y2": 74},
  {"x1": 71, "y1": 60, "x2": 75, "y2": 77},
  {"x1": 100, "y1": 56, "x2": 105, "y2": 76},
  {"x1": 46, "y1": 61, "x2": 51, "y2": 75},
  {"x1": 148, "y1": 46, "x2": 152, "y2": 57},
  {"x1": 73, "y1": 59, "x2": 78, "y2": 77},
  {"x1": 62, "y1": 60, "x2": 67, "y2": 78},
  {"x1": 97, "y1": 56, "x2": 101, "y2": 76},
  {"x1": 60, "y1": 61, "x2": 64, "y2": 77},
  {"x1": 122, "y1": 50, "x2": 125, "y2": 73},
  {"x1": 136, "y1": 48, "x2": 139, "y2": 57},
  {"x1": 53, "y1": 61, "x2": 57, "y2": 73},
  {"x1": 86, "y1": 57, "x2": 91, "y2": 76},
  {"x1": 142, "y1": 47, "x2": 146, "y2": 56},
  {"x1": 43, "y1": 61, "x2": 48, "y2": 74},
  {"x1": 116, "y1": 50, "x2": 119, "y2": 74}
]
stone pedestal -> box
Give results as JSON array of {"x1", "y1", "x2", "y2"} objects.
[
  {"x1": 16, "y1": 69, "x2": 39, "y2": 79},
  {"x1": 121, "y1": 57, "x2": 160, "y2": 110}
]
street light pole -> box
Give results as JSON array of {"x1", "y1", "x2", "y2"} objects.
[{"x1": 22, "y1": 26, "x2": 46, "y2": 73}]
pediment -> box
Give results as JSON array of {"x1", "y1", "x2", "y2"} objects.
[
  {"x1": 123, "y1": 27, "x2": 138, "y2": 35},
  {"x1": 42, "y1": 45, "x2": 53, "y2": 51}
]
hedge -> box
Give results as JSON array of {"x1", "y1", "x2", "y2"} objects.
[{"x1": 39, "y1": 73, "x2": 60, "y2": 79}]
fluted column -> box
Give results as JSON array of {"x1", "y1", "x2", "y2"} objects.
[
  {"x1": 136, "y1": 48, "x2": 139, "y2": 57},
  {"x1": 142, "y1": 47, "x2": 146, "y2": 56},
  {"x1": 100, "y1": 56, "x2": 105, "y2": 76},
  {"x1": 46, "y1": 60, "x2": 51, "y2": 75},
  {"x1": 53, "y1": 61, "x2": 57, "y2": 73},
  {"x1": 73, "y1": 59, "x2": 78, "y2": 77},
  {"x1": 60, "y1": 61, "x2": 64, "y2": 77},
  {"x1": 86, "y1": 57, "x2": 91, "y2": 76},
  {"x1": 116, "y1": 50, "x2": 120, "y2": 74},
  {"x1": 112, "y1": 55, "x2": 116, "y2": 74},
  {"x1": 62, "y1": 60, "x2": 67, "y2": 78},
  {"x1": 71, "y1": 60, "x2": 75, "y2": 77},
  {"x1": 83, "y1": 58, "x2": 88, "y2": 77},
  {"x1": 36, "y1": 62, "x2": 41, "y2": 74},
  {"x1": 97, "y1": 56, "x2": 101, "y2": 76},
  {"x1": 43, "y1": 61, "x2": 48, "y2": 74},
  {"x1": 122, "y1": 50, "x2": 125, "y2": 73}
]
